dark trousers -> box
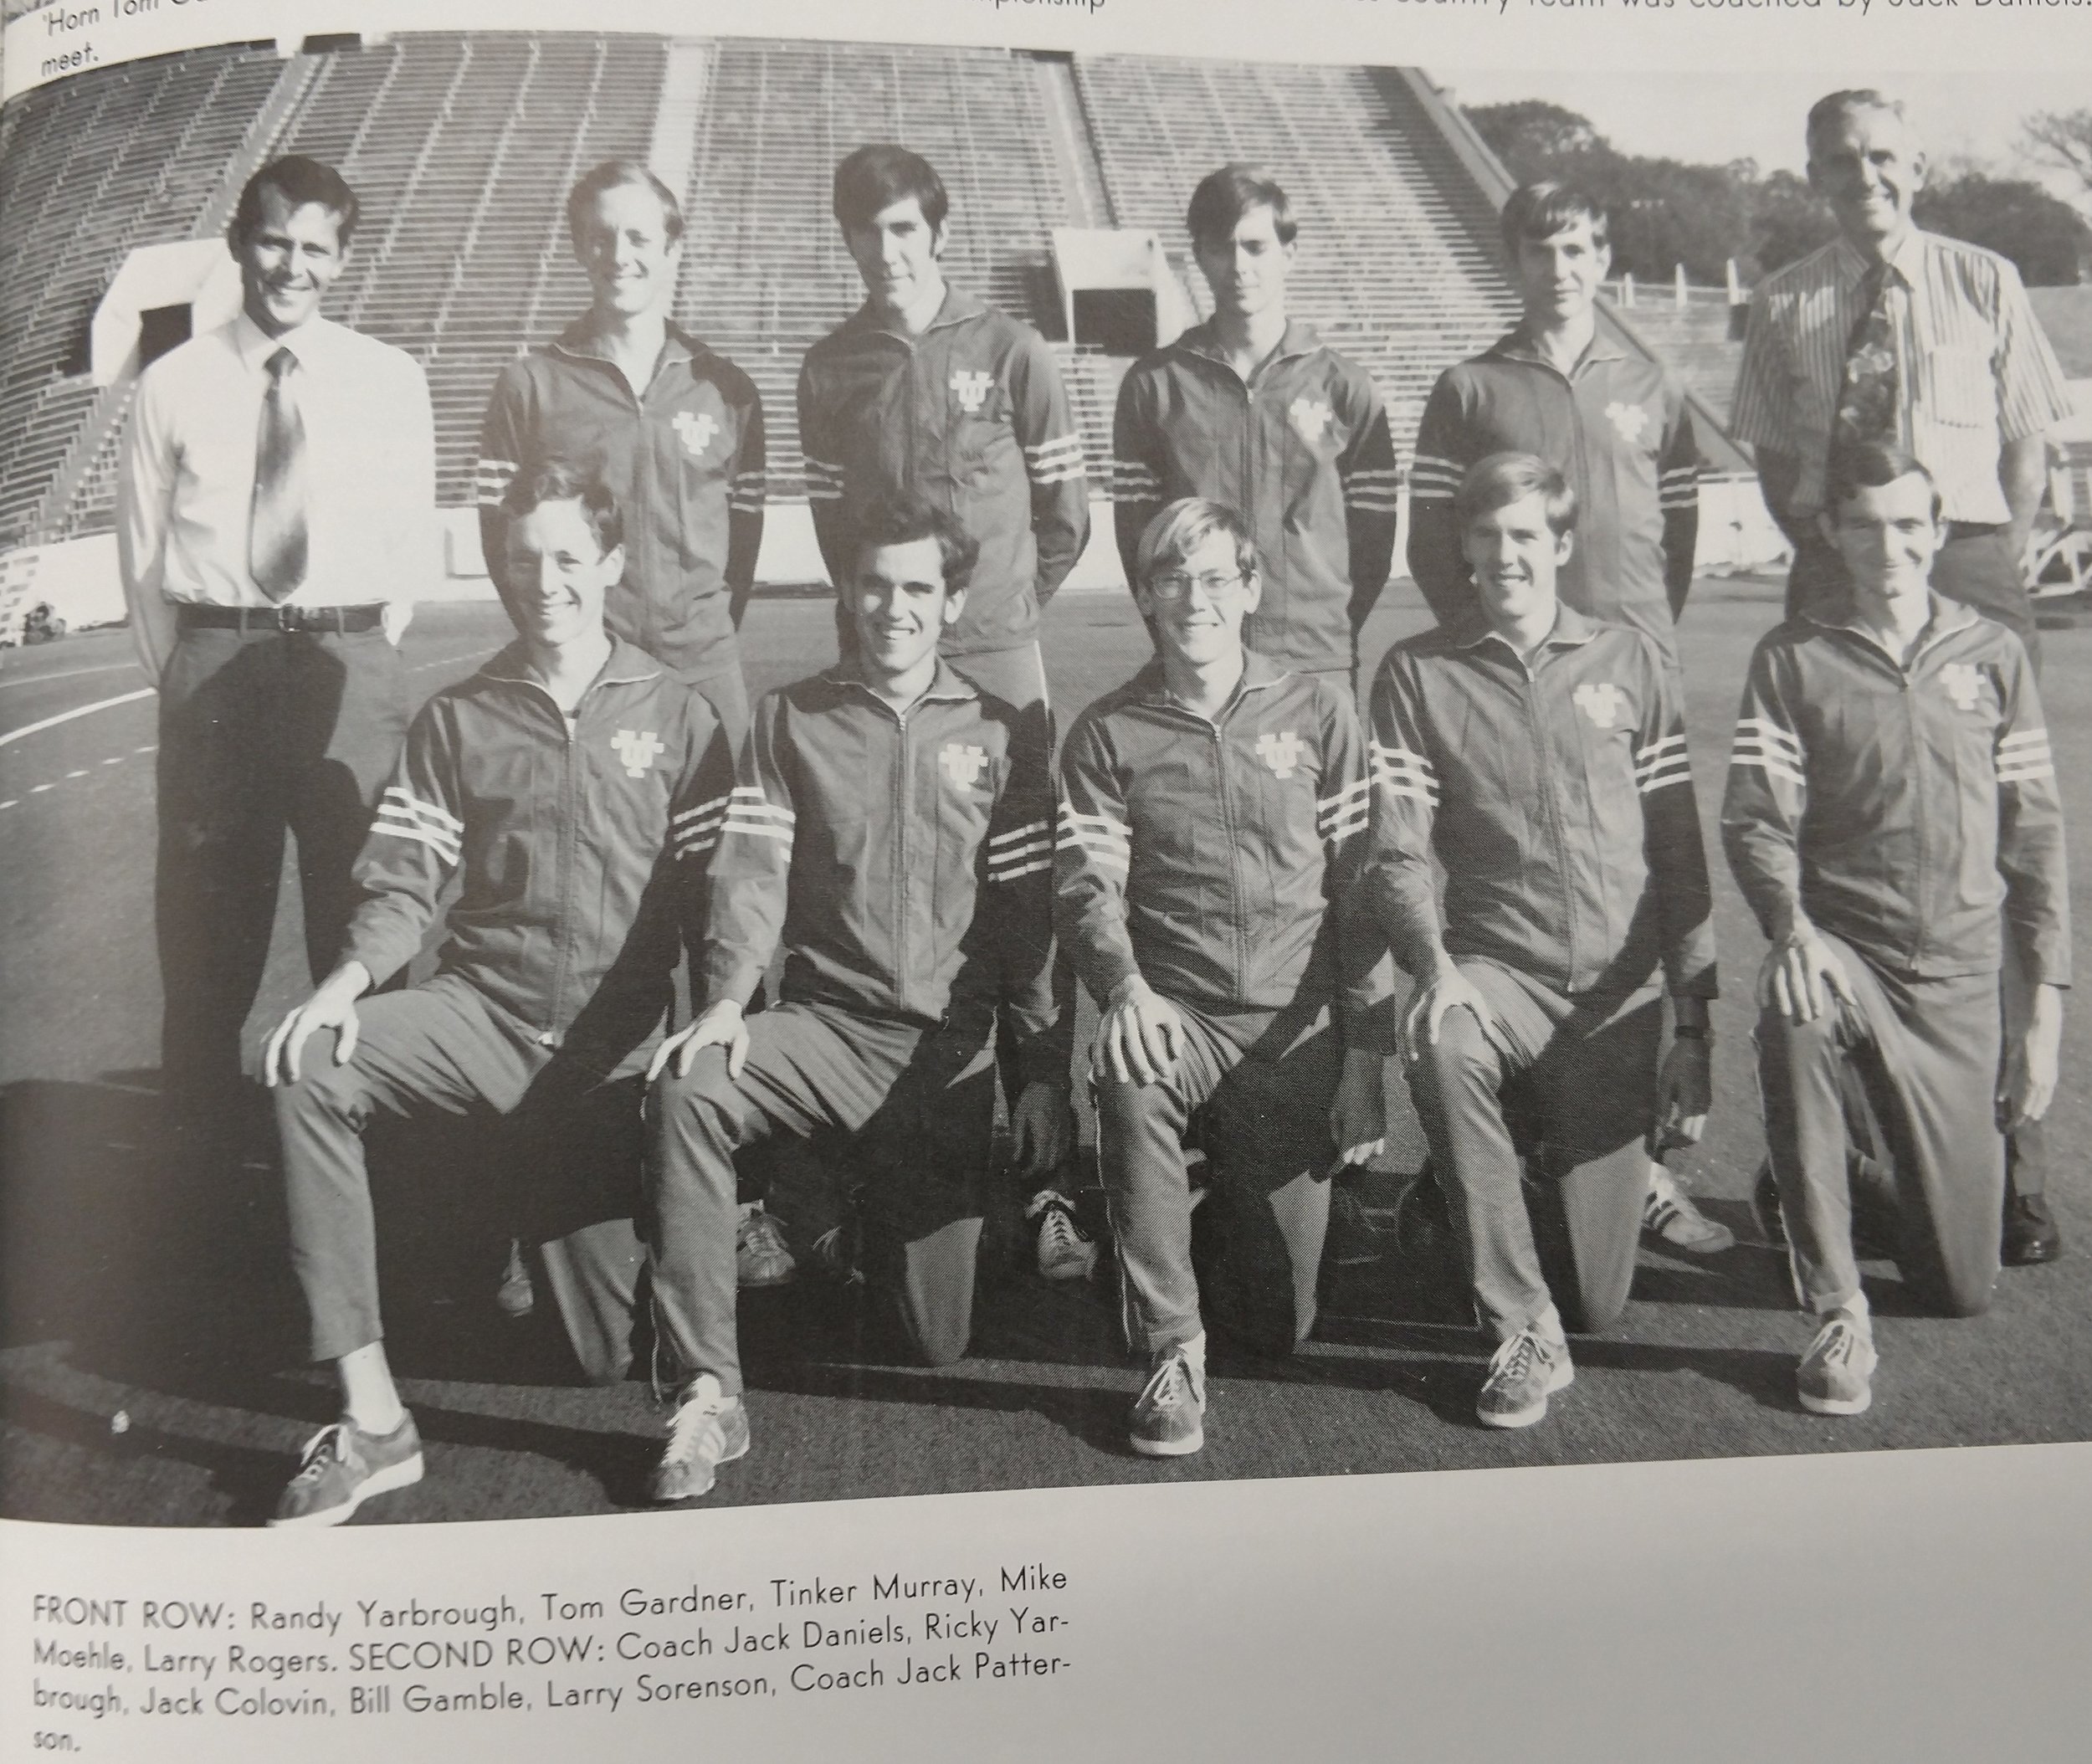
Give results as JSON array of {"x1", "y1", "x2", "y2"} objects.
[
  {"x1": 156, "y1": 623, "x2": 408, "y2": 1129},
  {"x1": 1756, "y1": 935, "x2": 2003, "y2": 1319},
  {"x1": 649, "y1": 1003, "x2": 997, "y2": 1387},
  {"x1": 1095, "y1": 999, "x2": 1339, "y2": 1358},
  {"x1": 1405, "y1": 960, "x2": 1660, "y2": 1341}
]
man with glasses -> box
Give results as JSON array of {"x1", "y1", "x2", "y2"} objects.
[{"x1": 1057, "y1": 498, "x2": 1390, "y2": 1458}]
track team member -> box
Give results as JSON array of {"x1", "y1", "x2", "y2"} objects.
[
  {"x1": 1056, "y1": 499, "x2": 1390, "y2": 1457},
  {"x1": 1722, "y1": 444, "x2": 2068, "y2": 1416},
  {"x1": 1407, "y1": 179, "x2": 1723, "y2": 1258},
  {"x1": 642, "y1": 493, "x2": 1071, "y2": 1503},
  {"x1": 261, "y1": 463, "x2": 732, "y2": 1525},
  {"x1": 118, "y1": 155, "x2": 435, "y2": 1167},
  {"x1": 1731, "y1": 88, "x2": 2077, "y2": 1263},
  {"x1": 1366, "y1": 454, "x2": 1718, "y2": 1428}
]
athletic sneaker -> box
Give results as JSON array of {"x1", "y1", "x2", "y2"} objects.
[
  {"x1": 649, "y1": 1375, "x2": 751, "y2": 1503},
  {"x1": 736, "y1": 1202, "x2": 797, "y2": 1289},
  {"x1": 269, "y1": 1414, "x2": 424, "y2": 1528},
  {"x1": 495, "y1": 1238, "x2": 534, "y2": 1318},
  {"x1": 1476, "y1": 1327, "x2": 1573, "y2": 1429},
  {"x1": 1130, "y1": 1336, "x2": 1206, "y2": 1457},
  {"x1": 1797, "y1": 1306, "x2": 1876, "y2": 1416},
  {"x1": 1643, "y1": 1165, "x2": 1736, "y2": 1254},
  {"x1": 1026, "y1": 1188, "x2": 1098, "y2": 1282}
]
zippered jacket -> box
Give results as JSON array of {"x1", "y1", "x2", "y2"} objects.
[
  {"x1": 797, "y1": 289, "x2": 1089, "y2": 659},
  {"x1": 1720, "y1": 597, "x2": 2069, "y2": 987},
  {"x1": 477, "y1": 320, "x2": 766, "y2": 685},
  {"x1": 700, "y1": 660, "x2": 1064, "y2": 1085},
  {"x1": 1366, "y1": 608, "x2": 1718, "y2": 1000},
  {"x1": 342, "y1": 638, "x2": 734, "y2": 1055},
  {"x1": 1056, "y1": 654, "x2": 1395, "y2": 1051},
  {"x1": 1111, "y1": 319, "x2": 1399, "y2": 675},
  {"x1": 1408, "y1": 331, "x2": 1700, "y2": 664}
]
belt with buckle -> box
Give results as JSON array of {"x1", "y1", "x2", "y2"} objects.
[{"x1": 176, "y1": 603, "x2": 387, "y2": 635}]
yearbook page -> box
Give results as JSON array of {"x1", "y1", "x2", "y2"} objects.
[{"x1": 3, "y1": 0, "x2": 2090, "y2": 1757}]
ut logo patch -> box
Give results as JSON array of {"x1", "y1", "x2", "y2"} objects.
[
  {"x1": 1574, "y1": 682, "x2": 1626, "y2": 730},
  {"x1": 940, "y1": 741, "x2": 988, "y2": 788},
  {"x1": 1940, "y1": 663, "x2": 1989, "y2": 713},
  {"x1": 673, "y1": 410, "x2": 719, "y2": 459},
  {"x1": 1256, "y1": 730, "x2": 1304, "y2": 778},
  {"x1": 1605, "y1": 401, "x2": 1650, "y2": 446},
  {"x1": 611, "y1": 729, "x2": 664, "y2": 778},
  {"x1": 951, "y1": 370, "x2": 992, "y2": 414},
  {"x1": 1289, "y1": 397, "x2": 1333, "y2": 444}
]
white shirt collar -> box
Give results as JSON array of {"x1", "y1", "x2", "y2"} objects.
[{"x1": 231, "y1": 310, "x2": 339, "y2": 373}]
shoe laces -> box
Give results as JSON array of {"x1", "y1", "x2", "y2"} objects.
[
  {"x1": 1811, "y1": 1315, "x2": 1864, "y2": 1369},
  {"x1": 811, "y1": 1226, "x2": 864, "y2": 1285},
  {"x1": 664, "y1": 1387, "x2": 731, "y2": 1463},
  {"x1": 285, "y1": 1422, "x2": 354, "y2": 1487},
  {"x1": 1139, "y1": 1347, "x2": 1202, "y2": 1413},
  {"x1": 1031, "y1": 1193, "x2": 1088, "y2": 1254},
  {"x1": 1488, "y1": 1329, "x2": 1550, "y2": 1386},
  {"x1": 739, "y1": 1206, "x2": 789, "y2": 1258}
]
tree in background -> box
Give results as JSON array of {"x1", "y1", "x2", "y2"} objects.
[
  {"x1": 2023, "y1": 110, "x2": 2092, "y2": 206},
  {"x1": 1915, "y1": 172, "x2": 2090, "y2": 288}
]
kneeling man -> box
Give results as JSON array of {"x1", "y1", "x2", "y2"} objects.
[
  {"x1": 1057, "y1": 499, "x2": 1390, "y2": 1459},
  {"x1": 643, "y1": 493, "x2": 1069, "y2": 1502},
  {"x1": 1366, "y1": 454, "x2": 1718, "y2": 1428},
  {"x1": 264, "y1": 462, "x2": 732, "y2": 1524},
  {"x1": 1723, "y1": 444, "x2": 2067, "y2": 1415}
]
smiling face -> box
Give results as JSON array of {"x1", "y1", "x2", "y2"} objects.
[
  {"x1": 1462, "y1": 490, "x2": 1572, "y2": 636},
  {"x1": 844, "y1": 195, "x2": 946, "y2": 321},
  {"x1": 572, "y1": 181, "x2": 683, "y2": 322},
  {"x1": 1825, "y1": 469, "x2": 1941, "y2": 623},
  {"x1": 1807, "y1": 103, "x2": 1925, "y2": 257},
  {"x1": 234, "y1": 188, "x2": 348, "y2": 338},
  {"x1": 1515, "y1": 215, "x2": 1609, "y2": 331},
  {"x1": 849, "y1": 536, "x2": 963, "y2": 685},
  {"x1": 1193, "y1": 202, "x2": 1294, "y2": 325},
  {"x1": 1136, "y1": 528, "x2": 1262, "y2": 670},
  {"x1": 500, "y1": 498, "x2": 623, "y2": 653}
]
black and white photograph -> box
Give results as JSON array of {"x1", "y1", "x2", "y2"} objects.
[{"x1": 7, "y1": 8, "x2": 2092, "y2": 1549}]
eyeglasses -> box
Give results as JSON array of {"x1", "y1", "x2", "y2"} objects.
[{"x1": 1146, "y1": 570, "x2": 1249, "y2": 603}]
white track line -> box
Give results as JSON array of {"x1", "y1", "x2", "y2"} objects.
[{"x1": 0, "y1": 687, "x2": 155, "y2": 751}]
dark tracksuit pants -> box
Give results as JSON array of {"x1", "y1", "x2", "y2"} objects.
[
  {"x1": 1095, "y1": 997, "x2": 1340, "y2": 1360},
  {"x1": 1406, "y1": 959, "x2": 1661, "y2": 1342},
  {"x1": 156, "y1": 623, "x2": 408, "y2": 1131},
  {"x1": 274, "y1": 975, "x2": 650, "y2": 1372},
  {"x1": 1757, "y1": 932, "x2": 2004, "y2": 1320},
  {"x1": 649, "y1": 1002, "x2": 997, "y2": 1387}
]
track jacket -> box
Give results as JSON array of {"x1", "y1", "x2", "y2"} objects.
[
  {"x1": 1366, "y1": 606, "x2": 1718, "y2": 1001},
  {"x1": 342, "y1": 637, "x2": 735, "y2": 1056},
  {"x1": 700, "y1": 659, "x2": 1064, "y2": 1084},
  {"x1": 1111, "y1": 318, "x2": 1399, "y2": 675},
  {"x1": 477, "y1": 320, "x2": 766, "y2": 685},
  {"x1": 1408, "y1": 331, "x2": 1700, "y2": 664},
  {"x1": 797, "y1": 288, "x2": 1089, "y2": 659},
  {"x1": 1056, "y1": 654, "x2": 1396, "y2": 1050},
  {"x1": 1720, "y1": 597, "x2": 2069, "y2": 987}
]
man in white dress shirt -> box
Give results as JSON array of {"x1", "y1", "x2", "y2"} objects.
[{"x1": 118, "y1": 155, "x2": 437, "y2": 1161}]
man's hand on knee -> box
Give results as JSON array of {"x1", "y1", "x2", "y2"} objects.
[
  {"x1": 263, "y1": 961, "x2": 373, "y2": 1087},
  {"x1": 1400, "y1": 952, "x2": 1495, "y2": 1064},
  {"x1": 1757, "y1": 923, "x2": 1856, "y2": 1028},
  {"x1": 1095, "y1": 977, "x2": 1183, "y2": 1087},
  {"x1": 651, "y1": 998, "x2": 750, "y2": 1083}
]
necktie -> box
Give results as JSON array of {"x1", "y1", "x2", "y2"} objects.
[
  {"x1": 250, "y1": 346, "x2": 308, "y2": 602},
  {"x1": 1833, "y1": 264, "x2": 1900, "y2": 454}
]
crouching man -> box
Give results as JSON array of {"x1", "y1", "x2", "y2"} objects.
[
  {"x1": 1722, "y1": 444, "x2": 2068, "y2": 1416},
  {"x1": 263, "y1": 462, "x2": 733, "y2": 1525},
  {"x1": 643, "y1": 492, "x2": 1070, "y2": 1503},
  {"x1": 1057, "y1": 499, "x2": 1391, "y2": 1459},
  {"x1": 1366, "y1": 454, "x2": 1718, "y2": 1429}
]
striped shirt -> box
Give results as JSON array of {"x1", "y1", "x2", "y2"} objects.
[{"x1": 1731, "y1": 230, "x2": 2074, "y2": 523}]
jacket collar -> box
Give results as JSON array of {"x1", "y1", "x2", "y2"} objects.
[
  {"x1": 550, "y1": 315, "x2": 709, "y2": 377},
  {"x1": 1487, "y1": 326, "x2": 1626, "y2": 372},
  {"x1": 1449, "y1": 601, "x2": 1601, "y2": 656},
  {"x1": 841, "y1": 283, "x2": 988, "y2": 342},
  {"x1": 1805, "y1": 590, "x2": 1979, "y2": 666},
  {"x1": 1129, "y1": 647, "x2": 1287, "y2": 711},
  {"x1": 480, "y1": 633, "x2": 664, "y2": 697},
  {"x1": 1172, "y1": 315, "x2": 1323, "y2": 372},
  {"x1": 821, "y1": 654, "x2": 982, "y2": 708}
]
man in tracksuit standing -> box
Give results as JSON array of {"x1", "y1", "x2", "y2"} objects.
[
  {"x1": 1057, "y1": 499, "x2": 1391, "y2": 1458},
  {"x1": 261, "y1": 463, "x2": 734, "y2": 1525},
  {"x1": 1366, "y1": 454, "x2": 1719, "y2": 1430},
  {"x1": 1111, "y1": 164, "x2": 1400, "y2": 690},
  {"x1": 643, "y1": 492, "x2": 1071, "y2": 1504},
  {"x1": 1722, "y1": 444, "x2": 2068, "y2": 1416}
]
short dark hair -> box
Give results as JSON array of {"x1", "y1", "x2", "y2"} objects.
[
  {"x1": 1500, "y1": 180, "x2": 1610, "y2": 257},
  {"x1": 1825, "y1": 442, "x2": 1941, "y2": 523},
  {"x1": 833, "y1": 145, "x2": 949, "y2": 233},
  {"x1": 501, "y1": 459, "x2": 623, "y2": 556},
  {"x1": 1186, "y1": 163, "x2": 1296, "y2": 252},
  {"x1": 567, "y1": 158, "x2": 684, "y2": 245},
  {"x1": 1135, "y1": 498, "x2": 1260, "y2": 587},
  {"x1": 1806, "y1": 89, "x2": 1907, "y2": 160},
  {"x1": 231, "y1": 156, "x2": 360, "y2": 250},
  {"x1": 849, "y1": 490, "x2": 977, "y2": 596},
  {"x1": 1455, "y1": 452, "x2": 1578, "y2": 538}
]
